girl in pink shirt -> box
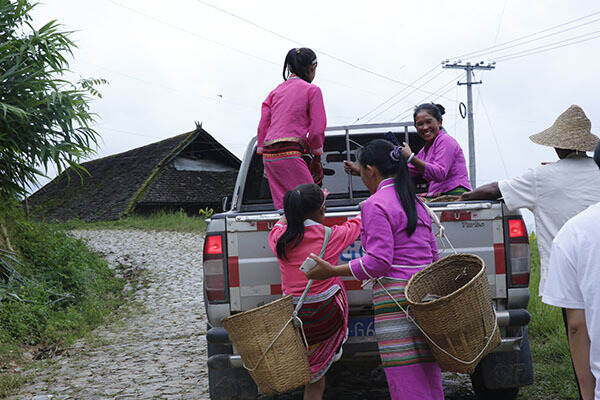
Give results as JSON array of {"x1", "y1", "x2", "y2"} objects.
[
  {"x1": 268, "y1": 183, "x2": 360, "y2": 400},
  {"x1": 258, "y1": 48, "x2": 327, "y2": 209}
]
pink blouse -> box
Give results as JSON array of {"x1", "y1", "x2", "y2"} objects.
[
  {"x1": 257, "y1": 77, "x2": 327, "y2": 156},
  {"x1": 349, "y1": 178, "x2": 439, "y2": 281},
  {"x1": 408, "y1": 128, "x2": 471, "y2": 196},
  {"x1": 268, "y1": 217, "x2": 361, "y2": 297}
]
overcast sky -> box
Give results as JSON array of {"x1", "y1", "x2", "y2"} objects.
[{"x1": 30, "y1": 0, "x2": 600, "y2": 194}]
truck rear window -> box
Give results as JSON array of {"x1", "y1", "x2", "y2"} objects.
[{"x1": 242, "y1": 132, "x2": 427, "y2": 208}]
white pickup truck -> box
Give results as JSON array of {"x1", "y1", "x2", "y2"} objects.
[{"x1": 204, "y1": 123, "x2": 533, "y2": 400}]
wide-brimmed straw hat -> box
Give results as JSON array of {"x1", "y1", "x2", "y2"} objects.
[{"x1": 529, "y1": 105, "x2": 599, "y2": 151}]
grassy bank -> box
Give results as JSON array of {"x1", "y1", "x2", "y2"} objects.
[
  {"x1": 51, "y1": 209, "x2": 209, "y2": 232},
  {"x1": 519, "y1": 234, "x2": 579, "y2": 399},
  {"x1": 0, "y1": 212, "x2": 125, "y2": 398}
]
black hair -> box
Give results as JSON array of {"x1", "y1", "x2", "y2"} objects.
[
  {"x1": 276, "y1": 183, "x2": 324, "y2": 259},
  {"x1": 594, "y1": 141, "x2": 600, "y2": 169},
  {"x1": 358, "y1": 139, "x2": 420, "y2": 236},
  {"x1": 413, "y1": 103, "x2": 445, "y2": 122},
  {"x1": 283, "y1": 48, "x2": 317, "y2": 83}
]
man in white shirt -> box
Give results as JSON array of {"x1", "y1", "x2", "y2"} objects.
[
  {"x1": 461, "y1": 105, "x2": 600, "y2": 399},
  {"x1": 542, "y1": 141, "x2": 600, "y2": 400}
]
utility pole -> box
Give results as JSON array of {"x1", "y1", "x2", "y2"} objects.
[{"x1": 442, "y1": 61, "x2": 495, "y2": 189}]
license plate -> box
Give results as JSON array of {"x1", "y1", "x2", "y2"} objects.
[{"x1": 348, "y1": 317, "x2": 375, "y2": 337}]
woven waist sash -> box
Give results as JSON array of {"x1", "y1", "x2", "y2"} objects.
[{"x1": 262, "y1": 141, "x2": 306, "y2": 161}]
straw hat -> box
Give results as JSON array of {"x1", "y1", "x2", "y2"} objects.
[{"x1": 529, "y1": 105, "x2": 599, "y2": 151}]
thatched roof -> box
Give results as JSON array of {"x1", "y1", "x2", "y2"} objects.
[{"x1": 28, "y1": 127, "x2": 241, "y2": 221}]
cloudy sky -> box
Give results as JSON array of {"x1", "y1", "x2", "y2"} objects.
[{"x1": 30, "y1": 0, "x2": 600, "y2": 193}]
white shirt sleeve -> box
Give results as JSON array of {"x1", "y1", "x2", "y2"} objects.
[
  {"x1": 541, "y1": 231, "x2": 585, "y2": 309},
  {"x1": 498, "y1": 168, "x2": 537, "y2": 211}
]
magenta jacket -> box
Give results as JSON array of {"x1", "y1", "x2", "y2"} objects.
[
  {"x1": 257, "y1": 77, "x2": 327, "y2": 156},
  {"x1": 350, "y1": 178, "x2": 439, "y2": 281},
  {"x1": 408, "y1": 129, "x2": 471, "y2": 196}
]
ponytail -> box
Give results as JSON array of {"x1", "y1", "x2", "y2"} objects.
[
  {"x1": 358, "y1": 139, "x2": 419, "y2": 236},
  {"x1": 276, "y1": 183, "x2": 324, "y2": 259},
  {"x1": 282, "y1": 47, "x2": 317, "y2": 82}
]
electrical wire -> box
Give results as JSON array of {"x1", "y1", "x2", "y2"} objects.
[
  {"x1": 364, "y1": 69, "x2": 447, "y2": 123},
  {"x1": 353, "y1": 64, "x2": 441, "y2": 123},
  {"x1": 451, "y1": 9, "x2": 600, "y2": 60},
  {"x1": 391, "y1": 74, "x2": 462, "y2": 122},
  {"x1": 462, "y1": 17, "x2": 600, "y2": 60},
  {"x1": 477, "y1": 89, "x2": 508, "y2": 178},
  {"x1": 495, "y1": 30, "x2": 600, "y2": 62}
]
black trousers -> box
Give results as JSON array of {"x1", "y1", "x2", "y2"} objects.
[{"x1": 562, "y1": 307, "x2": 584, "y2": 400}]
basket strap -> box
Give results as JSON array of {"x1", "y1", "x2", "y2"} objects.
[
  {"x1": 242, "y1": 226, "x2": 332, "y2": 373},
  {"x1": 421, "y1": 201, "x2": 457, "y2": 255},
  {"x1": 375, "y1": 279, "x2": 498, "y2": 366}
]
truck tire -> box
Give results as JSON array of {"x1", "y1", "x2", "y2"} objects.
[
  {"x1": 470, "y1": 326, "x2": 533, "y2": 400},
  {"x1": 208, "y1": 341, "x2": 258, "y2": 400}
]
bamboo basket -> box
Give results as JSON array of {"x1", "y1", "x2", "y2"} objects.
[
  {"x1": 404, "y1": 254, "x2": 501, "y2": 373},
  {"x1": 222, "y1": 295, "x2": 310, "y2": 394}
]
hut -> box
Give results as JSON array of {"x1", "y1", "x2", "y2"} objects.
[{"x1": 27, "y1": 127, "x2": 241, "y2": 221}]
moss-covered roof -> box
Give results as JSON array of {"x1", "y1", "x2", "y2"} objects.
[{"x1": 27, "y1": 128, "x2": 241, "y2": 221}]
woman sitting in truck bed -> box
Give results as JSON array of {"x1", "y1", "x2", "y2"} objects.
[
  {"x1": 257, "y1": 47, "x2": 327, "y2": 210},
  {"x1": 345, "y1": 103, "x2": 470, "y2": 198},
  {"x1": 268, "y1": 184, "x2": 360, "y2": 400},
  {"x1": 307, "y1": 139, "x2": 444, "y2": 400}
]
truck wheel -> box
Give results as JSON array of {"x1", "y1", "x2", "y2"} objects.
[
  {"x1": 208, "y1": 341, "x2": 258, "y2": 400},
  {"x1": 470, "y1": 368, "x2": 519, "y2": 400}
]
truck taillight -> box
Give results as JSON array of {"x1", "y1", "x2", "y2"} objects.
[
  {"x1": 506, "y1": 216, "x2": 530, "y2": 287},
  {"x1": 203, "y1": 233, "x2": 228, "y2": 303}
]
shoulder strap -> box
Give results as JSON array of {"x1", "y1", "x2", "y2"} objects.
[{"x1": 318, "y1": 226, "x2": 332, "y2": 258}]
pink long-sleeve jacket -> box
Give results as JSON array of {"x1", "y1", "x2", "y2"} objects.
[
  {"x1": 269, "y1": 217, "x2": 361, "y2": 297},
  {"x1": 349, "y1": 178, "x2": 439, "y2": 281},
  {"x1": 257, "y1": 77, "x2": 327, "y2": 156},
  {"x1": 408, "y1": 129, "x2": 471, "y2": 196}
]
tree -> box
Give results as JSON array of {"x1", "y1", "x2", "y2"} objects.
[{"x1": 0, "y1": 0, "x2": 105, "y2": 199}]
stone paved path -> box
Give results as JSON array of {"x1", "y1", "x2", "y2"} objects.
[{"x1": 9, "y1": 230, "x2": 208, "y2": 400}]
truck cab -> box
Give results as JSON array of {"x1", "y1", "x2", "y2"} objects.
[{"x1": 204, "y1": 123, "x2": 533, "y2": 399}]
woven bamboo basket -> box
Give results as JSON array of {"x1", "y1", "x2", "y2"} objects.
[
  {"x1": 221, "y1": 295, "x2": 310, "y2": 394},
  {"x1": 427, "y1": 194, "x2": 461, "y2": 203},
  {"x1": 404, "y1": 254, "x2": 501, "y2": 373}
]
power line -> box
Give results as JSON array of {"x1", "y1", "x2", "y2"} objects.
[
  {"x1": 391, "y1": 74, "x2": 462, "y2": 122},
  {"x1": 477, "y1": 89, "x2": 508, "y2": 178},
  {"x1": 451, "y1": 9, "x2": 600, "y2": 60},
  {"x1": 364, "y1": 69, "x2": 446, "y2": 123},
  {"x1": 495, "y1": 30, "x2": 600, "y2": 62},
  {"x1": 193, "y1": 0, "x2": 412, "y2": 84},
  {"x1": 354, "y1": 64, "x2": 441, "y2": 123},
  {"x1": 493, "y1": 0, "x2": 508, "y2": 45},
  {"x1": 464, "y1": 16, "x2": 600, "y2": 60}
]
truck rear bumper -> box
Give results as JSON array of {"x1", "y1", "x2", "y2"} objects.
[{"x1": 207, "y1": 308, "x2": 530, "y2": 369}]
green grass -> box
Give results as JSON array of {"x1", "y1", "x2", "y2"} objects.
[
  {"x1": 0, "y1": 209, "x2": 126, "y2": 398},
  {"x1": 519, "y1": 234, "x2": 580, "y2": 400},
  {"x1": 50, "y1": 209, "x2": 209, "y2": 232}
]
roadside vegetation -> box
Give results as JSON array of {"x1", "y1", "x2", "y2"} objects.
[
  {"x1": 519, "y1": 234, "x2": 579, "y2": 400},
  {"x1": 0, "y1": 207, "x2": 125, "y2": 398},
  {"x1": 51, "y1": 209, "x2": 211, "y2": 232}
]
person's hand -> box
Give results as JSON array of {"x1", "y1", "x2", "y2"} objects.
[
  {"x1": 305, "y1": 254, "x2": 335, "y2": 280},
  {"x1": 344, "y1": 160, "x2": 360, "y2": 176},
  {"x1": 400, "y1": 142, "x2": 413, "y2": 159},
  {"x1": 310, "y1": 155, "x2": 323, "y2": 184},
  {"x1": 459, "y1": 191, "x2": 473, "y2": 201}
]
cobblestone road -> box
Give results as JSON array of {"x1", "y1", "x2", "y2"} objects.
[
  {"x1": 10, "y1": 230, "x2": 208, "y2": 400},
  {"x1": 9, "y1": 229, "x2": 475, "y2": 400}
]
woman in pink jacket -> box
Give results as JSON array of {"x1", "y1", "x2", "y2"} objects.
[
  {"x1": 307, "y1": 139, "x2": 444, "y2": 399},
  {"x1": 257, "y1": 48, "x2": 327, "y2": 209},
  {"x1": 268, "y1": 183, "x2": 360, "y2": 400}
]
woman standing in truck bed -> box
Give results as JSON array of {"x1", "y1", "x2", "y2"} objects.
[
  {"x1": 307, "y1": 139, "x2": 444, "y2": 400},
  {"x1": 257, "y1": 47, "x2": 327, "y2": 209}
]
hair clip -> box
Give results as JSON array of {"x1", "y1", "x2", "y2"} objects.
[{"x1": 389, "y1": 146, "x2": 403, "y2": 162}]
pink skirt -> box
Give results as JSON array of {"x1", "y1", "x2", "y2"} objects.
[{"x1": 263, "y1": 145, "x2": 314, "y2": 210}]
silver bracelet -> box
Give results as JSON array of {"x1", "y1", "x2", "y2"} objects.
[{"x1": 407, "y1": 153, "x2": 415, "y2": 163}]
